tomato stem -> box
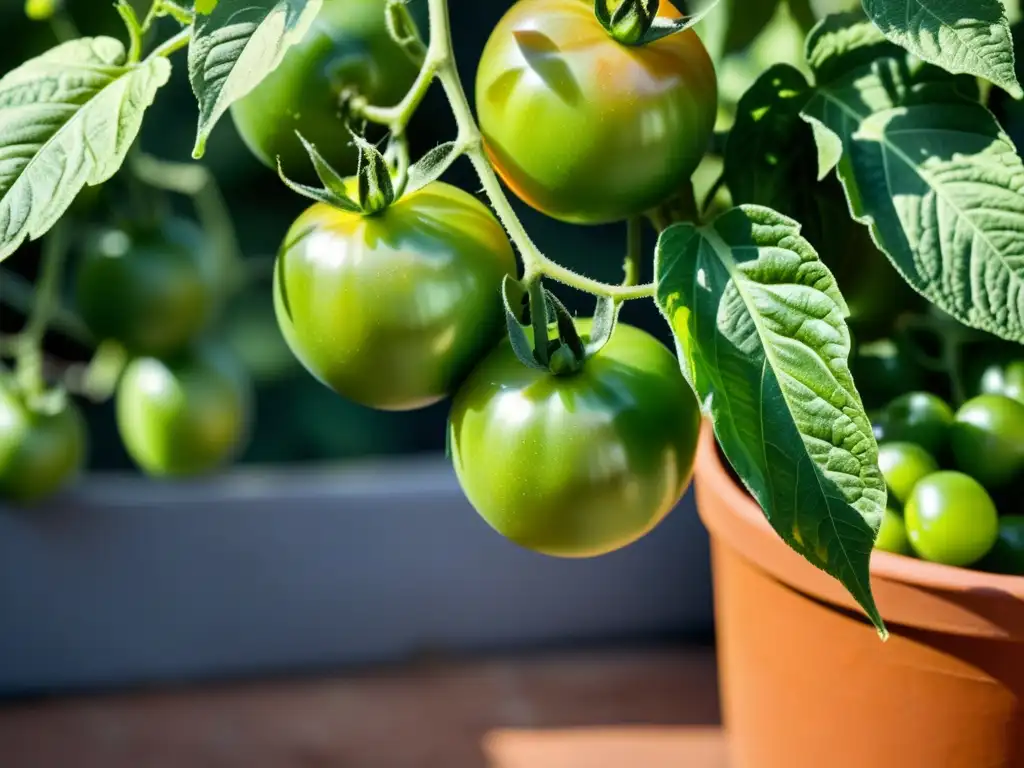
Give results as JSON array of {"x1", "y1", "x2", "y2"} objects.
[
  {"x1": 624, "y1": 217, "x2": 643, "y2": 287},
  {"x1": 147, "y1": 27, "x2": 190, "y2": 60},
  {"x1": 411, "y1": 0, "x2": 656, "y2": 302}
]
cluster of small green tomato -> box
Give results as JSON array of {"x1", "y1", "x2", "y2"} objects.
[
  {"x1": 246, "y1": 0, "x2": 715, "y2": 557},
  {"x1": 871, "y1": 383, "x2": 1024, "y2": 575},
  {"x1": 0, "y1": 219, "x2": 252, "y2": 505}
]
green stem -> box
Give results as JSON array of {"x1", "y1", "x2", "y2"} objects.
[
  {"x1": 15, "y1": 223, "x2": 69, "y2": 396},
  {"x1": 146, "y1": 26, "x2": 190, "y2": 60},
  {"x1": 0, "y1": 268, "x2": 92, "y2": 344},
  {"x1": 623, "y1": 217, "x2": 643, "y2": 287},
  {"x1": 385, "y1": 0, "x2": 428, "y2": 68},
  {"x1": 414, "y1": 0, "x2": 654, "y2": 301},
  {"x1": 130, "y1": 152, "x2": 244, "y2": 294}
]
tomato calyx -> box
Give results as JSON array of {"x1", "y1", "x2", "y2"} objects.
[
  {"x1": 501, "y1": 276, "x2": 621, "y2": 376},
  {"x1": 594, "y1": 0, "x2": 716, "y2": 46},
  {"x1": 276, "y1": 130, "x2": 398, "y2": 216}
]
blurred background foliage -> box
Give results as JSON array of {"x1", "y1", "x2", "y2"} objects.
[{"x1": 1, "y1": 0, "x2": 1018, "y2": 473}]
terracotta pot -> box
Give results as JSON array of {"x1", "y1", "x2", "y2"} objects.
[{"x1": 694, "y1": 422, "x2": 1024, "y2": 768}]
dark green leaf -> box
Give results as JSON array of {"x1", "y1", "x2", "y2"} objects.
[
  {"x1": 354, "y1": 133, "x2": 395, "y2": 214},
  {"x1": 295, "y1": 133, "x2": 360, "y2": 207},
  {"x1": 862, "y1": 0, "x2": 1021, "y2": 98},
  {"x1": 655, "y1": 204, "x2": 887, "y2": 636}
]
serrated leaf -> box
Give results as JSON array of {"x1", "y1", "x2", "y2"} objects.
[
  {"x1": 0, "y1": 37, "x2": 170, "y2": 264},
  {"x1": 654, "y1": 204, "x2": 887, "y2": 635},
  {"x1": 862, "y1": 0, "x2": 1022, "y2": 98},
  {"x1": 803, "y1": 56, "x2": 1024, "y2": 343},
  {"x1": 189, "y1": 0, "x2": 322, "y2": 158}
]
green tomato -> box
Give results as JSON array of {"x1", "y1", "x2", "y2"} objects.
[
  {"x1": 75, "y1": 219, "x2": 218, "y2": 357},
  {"x1": 904, "y1": 471, "x2": 999, "y2": 567},
  {"x1": 964, "y1": 346, "x2": 1024, "y2": 405},
  {"x1": 230, "y1": 0, "x2": 418, "y2": 180},
  {"x1": 116, "y1": 344, "x2": 253, "y2": 477},
  {"x1": 877, "y1": 441, "x2": 939, "y2": 509},
  {"x1": 950, "y1": 394, "x2": 1024, "y2": 490},
  {"x1": 0, "y1": 389, "x2": 86, "y2": 505},
  {"x1": 976, "y1": 516, "x2": 1024, "y2": 576},
  {"x1": 274, "y1": 181, "x2": 516, "y2": 412},
  {"x1": 874, "y1": 507, "x2": 911, "y2": 555},
  {"x1": 448, "y1": 320, "x2": 702, "y2": 558},
  {"x1": 476, "y1": 0, "x2": 717, "y2": 224},
  {"x1": 873, "y1": 391, "x2": 954, "y2": 457}
]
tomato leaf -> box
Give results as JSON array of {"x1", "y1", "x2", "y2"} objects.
[
  {"x1": 655, "y1": 204, "x2": 888, "y2": 637},
  {"x1": 0, "y1": 38, "x2": 170, "y2": 264},
  {"x1": 189, "y1": 0, "x2": 322, "y2": 158},
  {"x1": 802, "y1": 17, "x2": 1024, "y2": 344},
  {"x1": 862, "y1": 0, "x2": 1022, "y2": 98}
]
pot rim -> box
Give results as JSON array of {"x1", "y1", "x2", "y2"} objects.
[{"x1": 695, "y1": 420, "x2": 1024, "y2": 638}]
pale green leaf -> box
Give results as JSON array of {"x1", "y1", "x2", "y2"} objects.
[
  {"x1": 803, "y1": 55, "x2": 1024, "y2": 343},
  {"x1": 655, "y1": 204, "x2": 887, "y2": 635},
  {"x1": 189, "y1": 0, "x2": 322, "y2": 158},
  {"x1": 0, "y1": 37, "x2": 170, "y2": 263},
  {"x1": 862, "y1": 0, "x2": 1022, "y2": 98}
]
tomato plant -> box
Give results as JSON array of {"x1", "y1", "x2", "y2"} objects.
[
  {"x1": 274, "y1": 181, "x2": 516, "y2": 411},
  {"x1": 230, "y1": 0, "x2": 419, "y2": 181},
  {"x1": 2, "y1": 0, "x2": 1024, "y2": 641},
  {"x1": 0, "y1": 386, "x2": 85, "y2": 504},
  {"x1": 116, "y1": 343, "x2": 252, "y2": 477},
  {"x1": 75, "y1": 217, "x2": 217, "y2": 357},
  {"x1": 449, "y1": 319, "x2": 701, "y2": 557},
  {"x1": 476, "y1": 0, "x2": 717, "y2": 224},
  {"x1": 904, "y1": 471, "x2": 1000, "y2": 568}
]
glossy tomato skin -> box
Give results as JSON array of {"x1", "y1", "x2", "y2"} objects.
[
  {"x1": 274, "y1": 182, "x2": 516, "y2": 412},
  {"x1": 75, "y1": 219, "x2": 217, "y2": 357},
  {"x1": 875, "y1": 507, "x2": 911, "y2": 555},
  {"x1": 904, "y1": 471, "x2": 999, "y2": 567},
  {"x1": 230, "y1": 0, "x2": 418, "y2": 179},
  {"x1": 449, "y1": 321, "x2": 702, "y2": 558},
  {"x1": 0, "y1": 389, "x2": 86, "y2": 504},
  {"x1": 969, "y1": 353, "x2": 1024, "y2": 405},
  {"x1": 116, "y1": 344, "x2": 253, "y2": 477},
  {"x1": 877, "y1": 441, "x2": 938, "y2": 509},
  {"x1": 950, "y1": 394, "x2": 1024, "y2": 490},
  {"x1": 476, "y1": 0, "x2": 717, "y2": 225},
  {"x1": 873, "y1": 391, "x2": 954, "y2": 457}
]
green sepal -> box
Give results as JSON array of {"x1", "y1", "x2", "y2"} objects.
[
  {"x1": 544, "y1": 289, "x2": 586, "y2": 375},
  {"x1": 597, "y1": 0, "x2": 718, "y2": 45},
  {"x1": 277, "y1": 132, "x2": 362, "y2": 213},
  {"x1": 353, "y1": 132, "x2": 396, "y2": 215},
  {"x1": 501, "y1": 276, "x2": 548, "y2": 371},
  {"x1": 585, "y1": 296, "x2": 621, "y2": 358},
  {"x1": 405, "y1": 141, "x2": 462, "y2": 196},
  {"x1": 595, "y1": 0, "x2": 658, "y2": 45}
]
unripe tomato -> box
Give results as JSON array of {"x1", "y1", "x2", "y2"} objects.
[
  {"x1": 950, "y1": 394, "x2": 1024, "y2": 490},
  {"x1": 905, "y1": 471, "x2": 999, "y2": 567},
  {"x1": 874, "y1": 507, "x2": 911, "y2": 555},
  {"x1": 0, "y1": 389, "x2": 86, "y2": 505},
  {"x1": 476, "y1": 0, "x2": 717, "y2": 225},
  {"x1": 877, "y1": 441, "x2": 939, "y2": 509},
  {"x1": 274, "y1": 182, "x2": 516, "y2": 411},
  {"x1": 873, "y1": 391, "x2": 954, "y2": 457},
  {"x1": 230, "y1": 0, "x2": 418, "y2": 179},
  {"x1": 449, "y1": 320, "x2": 701, "y2": 558},
  {"x1": 75, "y1": 219, "x2": 217, "y2": 357},
  {"x1": 116, "y1": 344, "x2": 252, "y2": 477}
]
